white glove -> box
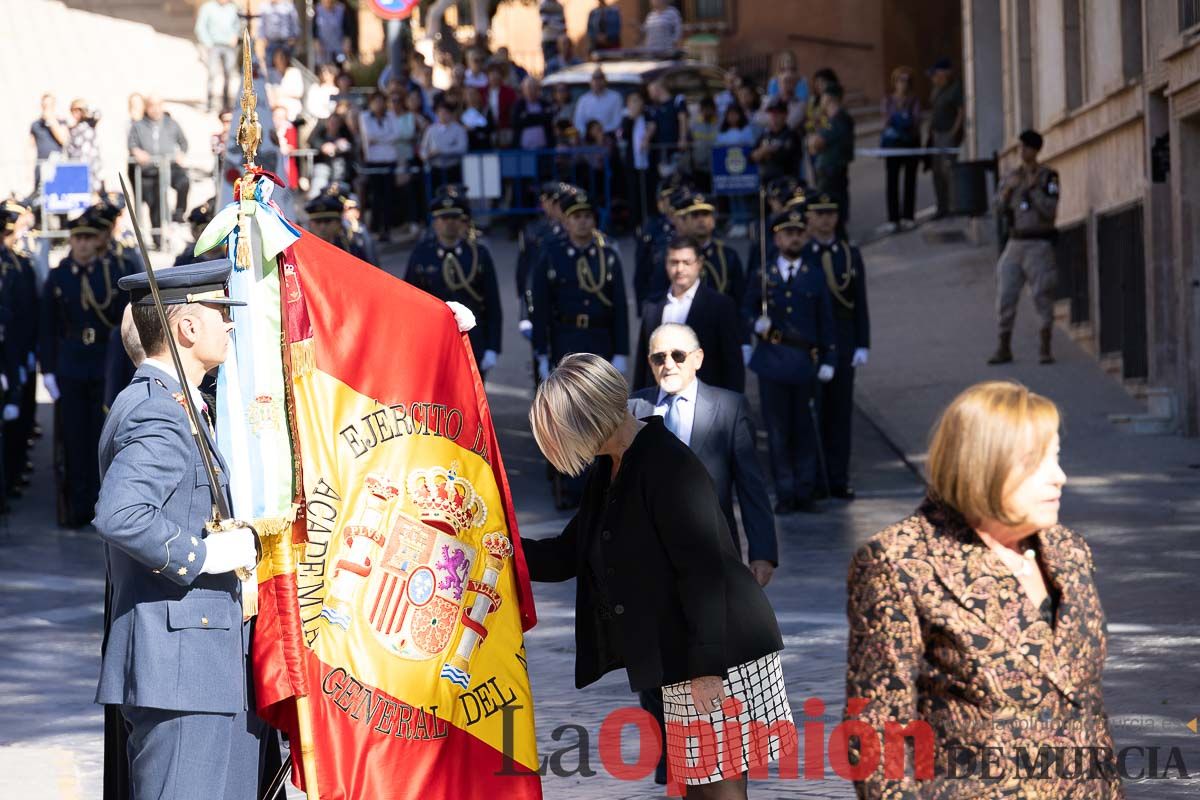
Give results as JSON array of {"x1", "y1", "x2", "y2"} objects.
[
  {"x1": 851, "y1": 348, "x2": 869, "y2": 368},
  {"x1": 537, "y1": 355, "x2": 550, "y2": 381},
  {"x1": 741, "y1": 344, "x2": 752, "y2": 366},
  {"x1": 42, "y1": 373, "x2": 59, "y2": 401},
  {"x1": 0, "y1": 374, "x2": 7, "y2": 393},
  {"x1": 817, "y1": 364, "x2": 835, "y2": 383},
  {"x1": 2, "y1": 405, "x2": 18, "y2": 422},
  {"x1": 446, "y1": 301, "x2": 476, "y2": 333},
  {"x1": 611, "y1": 354, "x2": 628, "y2": 374},
  {"x1": 479, "y1": 349, "x2": 498, "y2": 372},
  {"x1": 753, "y1": 316, "x2": 771, "y2": 336},
  {"x1": 200, "y1": 526, "x2": 258, "y2": 575},
  {"x1": 517, "y1": 319, "x2": 533, "y2": 340}
]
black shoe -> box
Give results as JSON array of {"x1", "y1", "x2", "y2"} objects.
[
  {"x1": 773, "y1": 499, "x2": 796, "y2": 515},
  {"x1": 795, "y1": 497, "x2": 823, "y2": 513},
  {"x1": 831, "y1": 486, "x2": 856, "y2": 501}
]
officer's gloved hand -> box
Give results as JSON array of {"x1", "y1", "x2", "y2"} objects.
[
  {"x1": 200, "y1": 526, "x2": 259, "y2": 575},
  {"x1": 753, "y1": 316, "x2": 771, "y2": 337},
  {"x1": 611, "y1": 355, "x2": 628, "y2": 374},
  {"x1": 741, "y1": 344, "x2": 753, "y2": 366},
  {"x1": 2, "y1": 405, "x2": 18, "y2": 422},
  {"x1": 42, "y1": 373, "x2": 60, "y2": 402},
  {"x1": 479, "y1": 350, "x2": 498, "y2": 373},
  {"x1": 851, "y1": 348, "x2": 869, "y2": 368},
  {"x1": 518, "y1": 319, "x2": 533, "y2": 340},
  {"x1": 817, "y1": 365, "x2": 835, "y2": 383},
  {"x1": 537, "y1": 355, "x2": 550, "y2": 381}
]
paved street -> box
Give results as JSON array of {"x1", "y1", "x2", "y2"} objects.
[{"x1": 2, "y1": 167, "x2": 1197, "y2": 799}]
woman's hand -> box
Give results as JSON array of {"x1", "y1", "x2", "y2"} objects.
[{"x1": 690, "y1": 675, "x2": 726, "y2": 715}]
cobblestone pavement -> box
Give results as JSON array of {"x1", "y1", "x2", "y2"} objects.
[{"x1": 2, "y1": 218, "x2": 1196, "y2": 799}]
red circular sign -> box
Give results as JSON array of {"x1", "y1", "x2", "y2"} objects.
[{"x1": 369, "y1": 0, "x2": 419, "y2": 21}]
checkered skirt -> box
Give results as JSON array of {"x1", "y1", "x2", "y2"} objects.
[{"x1": 661, "y1": 652, "x2": 796, "y2": 785}]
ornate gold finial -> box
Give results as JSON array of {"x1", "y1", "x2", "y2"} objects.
[{"x1": 236, "y1": 29, "x2": 261, "y2": 169}]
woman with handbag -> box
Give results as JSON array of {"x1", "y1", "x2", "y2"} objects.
[{"x1": 881, "y1": 66, "x2": 922, "y2": 232}]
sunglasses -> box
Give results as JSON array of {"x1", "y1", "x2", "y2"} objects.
[{"x1": 649, "y1": 349, "x2": 694, "y2": 367}]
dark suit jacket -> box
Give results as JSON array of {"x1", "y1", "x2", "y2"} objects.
[
  {"x1": 633, "y1": 284, "x2": 745, "y2": 393},
  {"x1": 844, "y1": 497, "x2": 1124, "y2": 799},
  {"x1": 630, "y1": 382, "x2": 777, "y2": 565},
  {"x1": 521, "y1": 417, "x2": 783, "y2": 692}
]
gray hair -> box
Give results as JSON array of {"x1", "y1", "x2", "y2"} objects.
[
  {"x1": 120, "y1": 303, "x2": 146, "y2": 366},
  {"x1": 648, "y1": 323, "x2": 701, "y2": 353},
  {"x1": 529, "y1": 353, "x2": 629, "y2": 476}
]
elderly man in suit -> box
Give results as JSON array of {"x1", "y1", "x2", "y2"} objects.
[
  {"x1": 629, "y1": 321, "x2": 778, "y2": 785},
  {"x1": 633, "y1": 236, "x2": 745, "y2": 393},
  {"x1": 93, "y1": 259, "x2": 266, "y2": 800}
]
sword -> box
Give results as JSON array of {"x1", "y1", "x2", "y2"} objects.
[
  {"x1": 116, "y1": 173, "x2": 260, "y2": 577},
  {"x1": 756, "y1": 185, "x2": 770, "y2": 332}
]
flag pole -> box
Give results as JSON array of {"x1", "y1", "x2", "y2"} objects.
[{"x1": 234, "y1": 28, "x2": 320, "y2": 800}]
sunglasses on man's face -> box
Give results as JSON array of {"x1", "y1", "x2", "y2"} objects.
[{"x1": 649, "y1": 349, "x2": 693, "y2": 368}]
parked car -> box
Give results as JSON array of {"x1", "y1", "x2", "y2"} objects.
[{"x1": 541, "y1": 51, "x2": 726, "y2": 105}]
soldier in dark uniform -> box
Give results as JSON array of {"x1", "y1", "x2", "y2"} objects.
[
  {"x1": 39, "y1": 211, "x2": 135, "y2": 527},
  {"x1": 530, "y1": 189, "x2": 629, "y2": 509},
  {"x1": 304, "y1": 194, "x2": 369, "y2": 260},
  {"x1": 746, "y1": 177, "x2": 804, "y2": 283},
  {"x1": 632, "y1": 180, "x2": 685, "y2": 309},
  {"x1": 340, "y1": 193, "x2": 379, "y2": 266},
  {"x1": 93, "y1": 199, "x2": 144, "y2": 275},
  {"x1": 173, "y1": 200, "x2": 219, "y2": 266},
  {"x1": 1, "y1": 201, "x2": 40, "y2": 496},
  {"x1": 743, "y1": 208, "x2": 836, "y2": 514},
  {"x1": 677, "y1": 189, "x2": 746, "y2": 305},
  {"x1": 516, "y1": 183, "x2": 570, "y2": 386},
  {"x1": 808, "y1": 82, "x2": 855, "y2": 241},
  {"x1": 405, "y1": 193, "x2": 502, "y2": 379},
  {"x1": 803, "y1": 193, "x2": 868, "y2": 500}
]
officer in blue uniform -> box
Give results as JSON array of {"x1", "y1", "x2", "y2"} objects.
[
  {"x1": 95, "y1": 258, "x2": 267, "y2": 800},
  {"x1": 804, "y1": 193, "x2": 868, "y2": 500},
  {"x1": 304, "y1": 194, "x2": 369, "y2": 260},
  {"x1": 340, "y1": 193, "x2": 378, "y2": 266},
  {"x1": 530, "y1": 189, "x2": 629, "y2": 509},
  {"x1": 675, "y1": 188, "x2": 747, "y2": 306},
  {"x1": 743, "y1": 208, "x2": 836, "y2": 514},
  {"x1": 405, "y1": 193, "x2": 503, "y2": 379},
  {"x1": 746, "y1": 176, "x2": 804, "y2": 278},
  {"x1": 516, "y1": 183, "x2": 569, "y2": 385},
  {"x1": 40, "y1": 211, "x2": 135, "y2": 527},
  {"x1": 632, "y1": 180, "x2": 684, "y2": 309},
  {"x1": 1, "y1": 201, "x2": 39, "y2": 497},
  {"x1": 93, "y1": 198, "x2": 144, "y2": 275}
]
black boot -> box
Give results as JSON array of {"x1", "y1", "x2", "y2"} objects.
[
  {"x1": 1039, "y1": 328, "x2": 1055, "y2": 364},
  {"x1": 988, "y1": 332, "x2": 1013, "y2": 365}
]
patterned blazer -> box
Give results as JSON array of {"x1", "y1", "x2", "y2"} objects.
[{"x1": 843, "y1": 496, "x2": 1124, "y2": 799}]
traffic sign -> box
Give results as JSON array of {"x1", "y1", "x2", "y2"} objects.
[{"x1": 368, "y1": 0, "x2": 419, "y2": 20}]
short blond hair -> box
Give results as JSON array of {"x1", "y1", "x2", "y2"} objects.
[
  {"x1": 529, "y1": 353, "x2": 628, "y2": 476},
  {"x1": 927, "y1": 381, "x2": 1060, "y2": 526}
]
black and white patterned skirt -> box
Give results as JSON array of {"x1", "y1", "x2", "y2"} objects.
[{"x1": 661, "y1": 652, "x2": 796, "y2": 785}]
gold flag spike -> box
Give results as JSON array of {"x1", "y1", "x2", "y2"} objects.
[
  {"x1": 236, "y1": 30, "x2": 261, "y2": 169},
  {"x1": 1187, "y1": 718, "x2": 1198, "y2": 734}
]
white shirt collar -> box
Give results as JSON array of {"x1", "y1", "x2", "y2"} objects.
[
  {"x1": 666, "y1": 280, "x2": 700, "y2": 305},
  {"x1": 656, "y1": 375, "x2": 700, "y2": 406}
]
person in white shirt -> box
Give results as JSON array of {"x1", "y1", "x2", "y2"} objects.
[
  {"x1": 359, "y1": 91, "x2": 403, "y2": 241},
  {"x1": 305, "y1": 64, "x2": 340, "y2": 120},
  {"x1": 267, "y1": 49, "x2": 305, "y2": 121},
  {"x1": 573, "y1": 69, "x2": 624, "y2": 136},
  {"x1": 419, "y1": 99, "x2": 469, "y2": 191}
]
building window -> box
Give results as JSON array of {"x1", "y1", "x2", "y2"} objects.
[
  {"x1": 1181, "y1": 0, "x2": 1200, "y2": 31},
  {"x1": 1063, "y1": 0, "x2": 1085, "y2": 109},
  {"x1": 1122, "y1": 0, "x2": 1144, "y2": 81}
]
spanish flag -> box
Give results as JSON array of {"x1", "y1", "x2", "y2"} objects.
[{"x1": 213, "y1": 189, "x2": 541, "y2": 798}]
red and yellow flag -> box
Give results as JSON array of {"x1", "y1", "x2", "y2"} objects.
[{"x1": 255, "y1": 232, "x2": 542, "y2": 799}]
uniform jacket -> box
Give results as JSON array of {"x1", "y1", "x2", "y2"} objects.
[
  {"x1": 629, "y1": 383, "x2": 777, "y2": 565},
  {"x1": 516, "y1": 217, "x2": 561, "y2": 322},
  {"x1": 697, "y1": 237, "x2": 746, "y2": 305},
  {"x1": 39, "y1": 253, "x2": 132, "y2": 380},
  {"x1": 999, "y1": 164, "x2": 1059, "y2": 239},
  {"x1": 530, "y1": 234, "x2": 629, "y2": 363},
  {"x1": 1, "y1": 244, "x2": 39, "y2": 366},
  {"x1": 405, "y1": 236, "x2": 502, "y2": 357},
  {"x1": 521, "y1": 417, "x2": 783, "y2": 691},
  {"x1": 743, "y1": 254, "x2": 836, "y2": 384},
  {"x1": 93, "y1": 363, "x2": 247, "y2": 714},
  {"x1": 844, "y1": 497, "x2": 1124, "y2": 799},
  {"x1": 633, "y1": 284, "x2": 745, "y2": 393},
  {"x1": 632, "y1": 216, "x2": 674, "y2": 309},
  {"x1": 804, "y1": 238, "x2": 869, "y2": 359}
]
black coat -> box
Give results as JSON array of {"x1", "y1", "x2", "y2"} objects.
[
  {"x1": 629, "y1": 381, "x2": 777, "y2": 565},
  {"x1": 521, "y1": 417, "x2": 783, "y2": 691},
  {"x1": 633, "y1": 284, "x2": 745, "y2": 393}
]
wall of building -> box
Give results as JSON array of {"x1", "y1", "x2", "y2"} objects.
[{"x1": 1034, "y1": 0, "x2": 1066, "y2": 126}]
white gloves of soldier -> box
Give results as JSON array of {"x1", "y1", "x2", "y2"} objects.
[
  {"x1": 753, "y1": 317, "x2": 772, "y2": 337},
  {"x1": 611, "y1": 355, "x2": 628, "y2": 374},
  {"x1": 42, "y1": 373, "x2": 60, "y2": 402},
  {"x1": 446, "y1": 301, "x2": 476, "y2": 333},
  {"x1": 200, "y1": 526, "x2": 258, "y2": 575},
  {"x1": 851, "y1": 348, "x2": 869, "y2": 368},
  {"x1": 741, "y1": 345, "x2": 752, "y2": 366},
  {"x1": 817, "y1": 365, "x2": 835, "y2": 383},
  {"x1": 479, "y1": 350, "x2": 498, "y2": 373},
  {"x1": 2, "y1": 405, "x2": 18, "y2": 422},
  {"x1": 518, "y1": 319, "x2": 533, "y2": 340},
  {"x1": 537, "y1": 355, "x2": 550, "y2": 381}
]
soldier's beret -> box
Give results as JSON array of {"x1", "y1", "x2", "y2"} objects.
[
  {"x1": 186, "y1": 200, "x2": 215, "y2": 226},
  {"x1": 562, "y1": 190, "x2": 594, "y2": 216},
  {"x1": 783, "y1": 188, "x2": 808, "y2": 213},
  {"x1": 807, "y1": 192, "x2": 839, "y2": 213},
  {"x1": 305, "y1": 193, "x2": 344, "y2": 221},
  {"x1": 431, "y1": 193, "x2": 469, "y2": 218},
  {"x1": 676, "y1": 190, "x2": 716, "y2": 215},
  {"x1": 66, "y1": 212, "x2": 104, "y2": 235},
  {"x1": 771, "y1": 209, "x2": 807, "y2": 232},
  {"x1": 118, "y1": 258, "x2": 247, "y2": 307},
  {"x1": 767, "y1": 175, "x2": 799, "y2": 203}
]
